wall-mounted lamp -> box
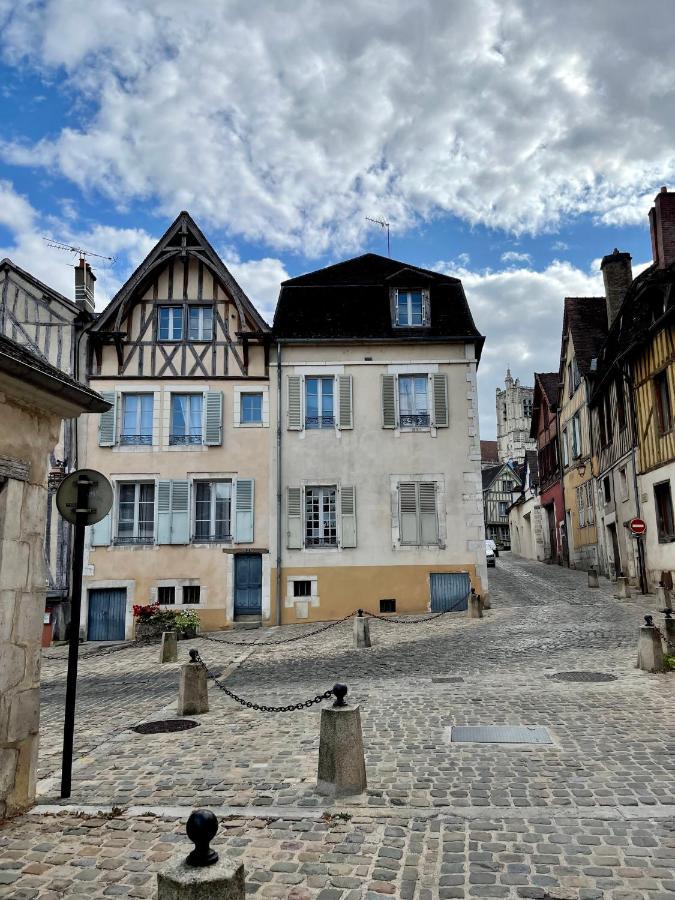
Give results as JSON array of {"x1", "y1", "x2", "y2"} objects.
[{"x1": 576, "y1": 462, "x2": 586, "y2": 478}]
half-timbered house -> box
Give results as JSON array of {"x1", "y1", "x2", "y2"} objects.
[
  {"x1": 482, "y1": 462, "x2": 522, "y2": 546},
  {"x1": 82, "y1": 212, "x2": 271, "y2": 638},
  {"x1": 530, "y1": 372, "x2": 564, "y2": 563}
]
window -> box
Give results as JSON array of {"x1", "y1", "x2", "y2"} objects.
[
  {"x1": 586, "y1": 481, "x2": 595, "y2": 525},
  {"x1": 241, "y1": 392, "x2": 263, "y2": 424},
  {"x1": 194, "y1": 481, "x2": 232, "y2": 541},
  {"x1": 188, "y1": 305, "x2": 213, "y2": 341},
  {"x1": 616, "y1": 377, "x2": 627, "y2": 431},
  {"x1": 498, "y1": 501, "x2": 508, "y2": 517},
  {"x1": 120, "y1": 394, "x2": 153, "y2": 445},
  {"x1": 503, "y1": 480, "x2": 513, "y2": 492},
  {"x1": 523, "y1": 399, "x2": 533, "y2": 418},
  {"x1": 183, "y1": 585, "x2": 201, "y2": 604},
  {"x1": 604, "y1": 393, "x2": 613, "y2": 445},
  {"x1": 170, "y1": 394, "x2": 203, "y2": 444},
  {"x1": 568, "y1": 357, "x2": 580, "y2": 397},
  {"x1": 655, "y1": 481, "x2": 675, "y2": 542},
  {"x1": 571, "y1": 413, "x2": 582, "y2": 458},
  {"x1": 293, "y1": 580, "x2": 312, "y2": 597},
  {"x1": 158, "y1": 306, "x2": 183, "y2": 341},
  {"x1": 598, "y1": 401, "x2": 607, "y2": 447},
  {"x1": 305, "y1": 377, "x2": 334, "y2": 428},
  {"x1": 380, "y1": 599, "x2": 396, "y2": 613},
  {"x1": 398, "y1": 375, "x2": 429, "y2": 427},
  {"x1": 620, "y1": 467, "x2": 628, "y2": 501},
  {"x1": 158, "y1": 586, "x2": 175, "y2": 605},
  {"x1": 395, "y1": 289, "x2": 425, "y2": 326},
  {"x1": 562, "y1": 429, "x2": 569, "y2": 467},
  {"x1": 399, "y1": 481, "x2": 439, "y2": 545},
  {"x1": 577, "y1": 485, "x2": 586, "y2": 528},
  {"x1": 305, "y1": 487, "x2": 337, "y2": 546},
  {"x1": 654, "y1": 370, "x2": 673, "y2": 434},
  {"x1": 116, "y1": 483, "x2": 155, "y2": 543},
  {"x1": 603, "y1": 477, "x2": 611, "y2": 504}
]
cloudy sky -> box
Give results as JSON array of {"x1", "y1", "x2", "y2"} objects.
[{"x1": 0, "y1": 0, "x2": 673, "y2": 438}]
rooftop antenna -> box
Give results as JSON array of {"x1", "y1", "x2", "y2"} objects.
[
  {"x1": 365, "y1": 216, "x2": 390, "y2": 257},
  {"x1": 43, "y1": 237, "x2": 114, "y2": 264}
]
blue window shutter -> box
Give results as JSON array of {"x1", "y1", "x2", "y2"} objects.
[
  {"x1": 89, "y1": 510, "x2": 112, "y2": 547},
  {"x1": 170, "y1": 480, "x2": 190, "y2": 544},
  {"x1": 98, "y1": 392, "x2": 117, "y2": 446},
  {"x1": 234, "y1": 478, "x2": 254, "y2": 543},
  {"x1": 157, "y1": 480, "x2": 172, "y2": 544},
  {"x1": 204, "y1": 391, "x2": 223, "y2": 445}
]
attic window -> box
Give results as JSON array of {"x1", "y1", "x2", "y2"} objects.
[{"x1": 394, "y1": 289, "x2": 428, "y2": 327}]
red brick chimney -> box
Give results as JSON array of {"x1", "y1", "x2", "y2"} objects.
[
  {"x1": 601, "y1": 248, "x2": 632, "y2": 328},
  {"x1": 649, "y1": 186, "x2": 675, "y2": 269}
]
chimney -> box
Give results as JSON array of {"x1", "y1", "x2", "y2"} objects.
[
  {"x1": 600, "y1": 248, "x2": 632, "y2": 327},
  {"x1": 74, "y1": 258, "x2": 96, "y2": 313},
  {"x1": 649, "y1": 186, "x2": 675, "y2": 269}
]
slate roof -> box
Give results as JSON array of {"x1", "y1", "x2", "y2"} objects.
[
  {"x1": 0, "y1": 257, "x2": 83, "y2": 316},
  {"x1": 524, "y1": 449, "x2": 539, "y2": 484},
  {"x1": 537, "y1": 372, "x2": 560, "y2": 407},
  {"x1": 482, "y1": 464, "x2": 503, "y2": 491},
  {"x1": 562, "y1": 297, "x2": 608, "y2": 376},
  {"x1": 273, "y1": 253, "x2": 484, "y2": 357},
  {"x1": 480, "y1": 440, "x2": 499, "y2": 465}
]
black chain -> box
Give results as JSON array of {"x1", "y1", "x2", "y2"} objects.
[
  {"x1": 358, "y1": 595, "x2": 470, "y2": 624},
  {"x1": 193, "y1": 651, "x2": 334, "y2": 712},
  {"x1": 42, "y1": 641, "x2": 140, "y2": 662},
  {"x1": 198, "y1": 610, "x2": 357, "y2": 647}
]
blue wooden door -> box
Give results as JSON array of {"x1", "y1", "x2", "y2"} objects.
[
  {"x1": 234, "y1": 554, "x2": 262, "y2": 614},
  {"x1": 430, "y1": 572, "x2": 470, "y2": 612},
  {"x1": 87, "y1": 588, "x2": 127, "y2": 641}
]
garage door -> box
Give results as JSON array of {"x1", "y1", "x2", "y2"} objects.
[
  {"x1": 87, "y1": 588, "x2": 127, "y2": 641},
  {"x1": 430, "y1": 572, "x2": 470, "y2": 612}
]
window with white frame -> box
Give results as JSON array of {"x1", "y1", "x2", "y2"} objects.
[
  {"x1": 120, "y1": 394, "x2": 153, "y2": 445},
  {"x1": 305, "y1": 377, "x2": 334, "y2": 429},
  {"x1": 188, "y1": 305, "x2": 213, "y2": 341},
  {"x1": 398, "y1": 375, "x2": 429, "y2": 427},
  {"x1": 170, "y1": 394, "x2": 203, "y2": 445},
  {"x1": 194, "y1": 481, "x2": 232, "y2": 541},
  {"x1": 398, "y1": 481, "x2": 439, "y2": 545},
  {"x1": 305, "y1": 486, "x2": 337, "y2": 546},
  {"x1": 158, "y1": 306, "x2": 183, "y2": 341},
  {"x1": 395, "y1": 289, "x2": 426, "y2": 326},
  {"x1": 116, "y1": 482, "x2": 155, "y2": 543},
  {"x1": 586, "y1": 481, "x2": 595, "y2": 525},
  {"x1": 293, "y1": 580, "x2": 312, "y2": 597},
  {"x1": 577, "y1": 485, "x2": 586, "y2": 527},
  {"x1": 240, "y1": 392, "x2": 263, "y2": 425},
  {"x1": 498, "y1": 501, "x2": 508, "y2": 517}
]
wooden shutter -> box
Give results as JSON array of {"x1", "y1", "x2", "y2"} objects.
[
  {"x1": 382, "y1": 375, "x2": 396, "y2": 428},
  {"x1": 399, "y1": 482, "x2": 418, "y2": 544},
  {"x1": 98, "y1": 391, "x2": 117, "y2": 446},
  {"x1": 432, "y1": 373, "x2": 449, "y2": 427},
  {"x1": 287, "y1": 375, "x2": 302, "y2": 430},
  {"x1": 287, "y1": 486, "x2": 303, "y2": 549},
  {"x1": 156, "y1": 480, "x2": 172, "y2": 544},
  {"x1": 337, "y1": 375, "x2": 353, "y2": 429},
  {"x1": 204, "y1": 391, "x2": 223, "y2": 445},
  {"x1": 419, "y1": 482, "x2": 439, "y2": 544},
  {"x1": 170, "y1": 480, "x2": 190, "y2": 544},
  {"x1": 89, "y1": 510, "x2": 112, "y2": 547},
  {"x1": 340, "y1": 485, "x2": 357, "y2": 548},
  {"x1": 422, "y1": 289, "x2": 431, "y2": 325},
  {"x1": 234, "y1": 478, "x2": 254, "y2": 543}
]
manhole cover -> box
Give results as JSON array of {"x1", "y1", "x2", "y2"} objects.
[
  {"x1": 133, "y1": 719, "x2": 199, "y2": 735},
  {"x1": 450, "y1": 725, "x2": 553, "y2": 744},
  {"x1": 432, "y1": 676, "x2": 464, "y2": 683},
  {"x1": 550, "y1": 671, "x2": 617, "y2": 683}
]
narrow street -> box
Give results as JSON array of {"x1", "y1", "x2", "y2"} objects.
[{"x1": 1, "y1": 555, "x2": 674, "y2": 899}]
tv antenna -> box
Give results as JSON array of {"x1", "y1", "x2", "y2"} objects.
[
  {"x1": 43, "y1": 237, "x2": 114, "y2": 263},
  {"x1": 365, "y1": 216, "x2": 390, "y2": 257}
]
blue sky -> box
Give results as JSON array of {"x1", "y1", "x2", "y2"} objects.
[{"x1": 0, "y1": 1, "x2": 672, "y2": 438}]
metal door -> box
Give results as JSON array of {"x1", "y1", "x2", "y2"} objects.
[
  {"x1": 87, "y1": 588, "x2": 127, "y2": 641},
  {"x1": 430, "y1": 572, "x2": 470, "y2": 612},
  {"x1": 234, "y1": 554, "x2": 262, "y2": 614}
]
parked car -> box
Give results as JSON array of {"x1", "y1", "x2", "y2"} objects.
[
  {"x1": 486, "y1": 538, "x2": 499, "y2": 557},
  {"x1": 485, "y1": 540, "x2": 496, "y2": 568}
]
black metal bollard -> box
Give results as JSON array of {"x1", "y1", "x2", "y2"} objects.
[
  {"x1": 332, "y1": 683, "x2": 348, "y2": 707},
  {"x1": 186, "y1": 809, "x2": 219, "y2": 867}
]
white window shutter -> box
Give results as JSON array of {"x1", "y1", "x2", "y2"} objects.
[
  {"x1": 382, "y1": 375, "x2": 396, "y2": 428},
  {"x1": 170, "y1": 480, "x2": 190, "y2": 544},
  {"x1": 234, "y1": 478, "x2": 254, "y2": 543},
  {"x1": 204, "y1": 391, "x2": 223, "y2": 445},
  {"x1": 423, "y1": 290, "x2": 431, "y2": 325},
  {"x1": 89, "y1": 510, "x2": 112, "y2": 547},
  {"x1": 337, "y1": 375, "x2": 353, "y2": 430},
  {"x1": 340, "y1": 485, "x2": 357, "y2": 548},
  {"x1": 98, "y1": 391, "x2": 117, "y2": 446},
  {"x1": 399, "y1": 482, "x2": 418, "y2": 544},
  {"x1": 432, "y1": 373, "x2": 449, "y2": 427},
  {"x1": 419, "y1": 482, "x2": 439, "y2": 544},
  {"x1": 287, "y1": 376, "x2": 302, "y2": 430},
  {"x1": 156, "y1": 480, "x2": 172, "y2": 544},
  {"x1": 287, "y1": 486, "x2": 303, "y2": 549}
]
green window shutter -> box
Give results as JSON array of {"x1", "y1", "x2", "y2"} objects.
[
  {"x1": 340, "y1": 485, "x2": 357, "y2": 548},
  {"x1": 419, "y1": 482, "x2": 439, "y2": 544},
  {"x1": 382, "y1": 375, "x2": 396, "y2": 428},
  {"x1": 170, "y1": 480, "x2": 190, "y2": 544},
  {"x1": 432, "y1": 373, "x2": 449, "y2": 427},
  {"x1": 204, "y1": 391, "x2": 223, "y2": 445},
  {"x1": 98, "y1": 391, "x2": 117, "y2": 446},
  {"x1": 156, "y1": 480, "x2": 172, "y2": 545},
  {"x1": 89, "y1": 510, "x2": 112, "y2": 547},
  {"x1": 287, "y1": 486, "x2": 303, "y2": 549},
  {"x1": 337, "y1": 375, "x2": 353, "y2": 430},
  {"x1": 234, "y1": 478, "x2": 254, "y2": 543},
  {"x1": 399, "y1": 482, "x2": 418, "y2": 544},
  {"x1": 287, "y1": 375, "x2": 302, "y2": 430}
]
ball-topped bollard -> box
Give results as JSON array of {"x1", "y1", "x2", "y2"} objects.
[
  {"x1": 354, "y1": 609, "x2": 372, "y2": 648},
  {"x1": 644, "y1": 615, "x2": 654, "y2": 627},
  {"x1": 332, "y1": 683, "x2": 348, "y2": 706},
  {"x1": 186, "y1": 809, "x2": 219, "y2": 867},
  {"x1": 189, "y1": 648, "x2": 200, "y2": 663},
  {"x1": 637, "y1": 614, "x2": 665, "y2": 673},
  {"x1": 178, "y1": 650, "x2": 209, "y2": 716},
  {"x1": 317, "y1": 681, "x2": 367, "y2": 797}
]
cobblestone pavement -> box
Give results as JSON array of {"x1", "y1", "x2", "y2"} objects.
[{"x1": 1, "y1": 554, "x2": 674, "y2": 898}]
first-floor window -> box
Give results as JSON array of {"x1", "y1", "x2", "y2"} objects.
[
  {"x1": 194, "y1": 481, "x2": 232, "y2": 541},
  {"x1": 399, "y1": 481, "x2": 439, "y2": 545},
  {"x1": 655, "y1": 481, "x2": 675, "y2": 542},
  {"x1": 121, "y1": 394, "x2": 153, "y2": 445},
  {"x1": 117, "y1": 482, "x2": 155, "y2": 543},
  {"x1": 305, "y1": 486, "x2": 337, "y2": 546},
  {"x1": 158, "y1": 586, "x2": 175, "y2": 605},
  {"x1": 171, "y1": 394, "x2": 203, "y2": 444},
  {"x1": 305, "y1": 377, "x2": 334, "y2": 428},
  {"x1": 183, "y1": 585, "x2": 201, "y2": 604},
  {"x1": 398, "y1": 375, "x2": 429, "y2": 427}
]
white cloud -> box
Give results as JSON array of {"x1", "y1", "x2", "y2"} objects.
[
  {"x1": 1, "y1": 0, "x2": 674, "y2": 254},
  {"x1": 500, "y1": 250, "x2": 532, "y2": 265},
  {"x1": 223, "y1": 254, "x2": 290, "y2": 324}
]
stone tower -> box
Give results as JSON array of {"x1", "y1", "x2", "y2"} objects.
[{"x1": 496, "y1": 369, "x2": 537, "y2": 464}]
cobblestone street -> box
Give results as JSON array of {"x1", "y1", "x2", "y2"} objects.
[{"x1": 2, "y1": 555, "x2": 674, "y2": 899}]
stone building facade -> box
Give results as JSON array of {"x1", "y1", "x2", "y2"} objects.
[{"x1": 496, "y1": 369, "x2": 536, "y2": 464}]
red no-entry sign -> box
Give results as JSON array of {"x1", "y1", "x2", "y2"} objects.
[{"x1": 629, "y1": 518, "x2": 646, "y2": 535}]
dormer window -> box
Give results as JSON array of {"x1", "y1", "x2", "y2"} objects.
[{"x1": 394, "y1": 289, "x2": 428, "y2": 327}]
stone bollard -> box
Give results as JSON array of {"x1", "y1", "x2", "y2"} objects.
[
  {"x1": 614, "y1": 576, "x2": 631, "y2": 600},
  {"x1": 317, "y1": 684, "x2": 367, "y2": 798},
  {"x1": 157, "y1": 809, "x2": 245, "y2": 899},
  {"x1": 160, "y1": 631, "x2": 178, "y2": 664},
  {"x1": 637, "y1": 616, "x2": 665, "y2": 673},
  {"x1": 588, "y1": 568, "x2": 599, "y2": 588},
  {"x1": 657, "y1": 585, "x2": 673, "y2": 610},
  {"x1": 178, "y1": 650, "x2": 209, "y2": 715},
  {"x1": 663, "y1": 609, "x2": 675, "y2": 651},
  {"x1": 354, "y1": 610, "x2": 372, "y2": 648},
  {"x1": 468, "y1": 592, "x2": 483, "y2": 619},
  {"x1": 481, "y1": 592, "x2": 491, "y2": 610}
]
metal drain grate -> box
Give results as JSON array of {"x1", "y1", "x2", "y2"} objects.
[
  {"x1": 550, "y1": 671, "x2": 617, "y2": 683},
  {"x1": 133, "y1": 719, "x2": 199, "y2": 735},
  {"x1": 450, "y1": 725, "x2": 553, "y2": 744},
  {"x1": 432, "y1": 676, "x2": 464, "y2": 683}
]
